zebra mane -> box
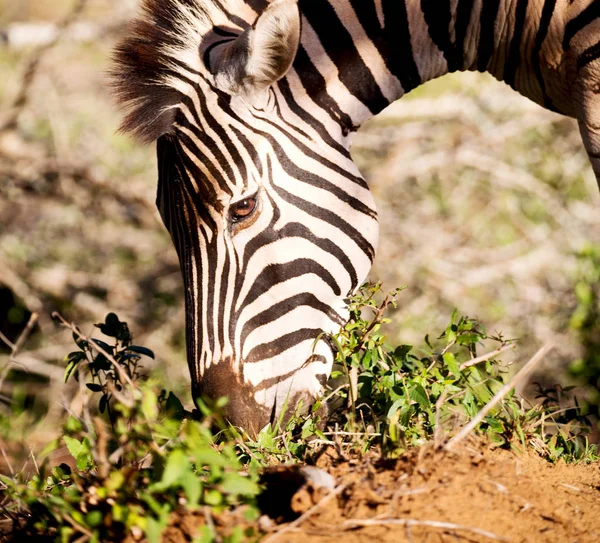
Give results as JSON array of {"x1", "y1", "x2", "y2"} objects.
[{"x1": 112, "y1": 0, "x2": 263, "y2": 142}]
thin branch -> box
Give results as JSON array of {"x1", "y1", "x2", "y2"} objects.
[
  {"x1": 357, "y1": 294, "x2": 392, "y2": 348},
  {"x1": 0, "y1": 312, "x2": 39, "y2": 391},
  {"x1": 343, "y1": 518, "x2": 509, "y2": 541},
  {"x1": 0, "y1": 0, "x2": 89, "y2": 132},
  {"x1": 12, "y1": 312, "x2": 39, "y2": 356},
  {"x1": 459, "y1": 344, "x2": 516, "y2": 371},
  {"x1": 0, "y1": 331, "x2": 15, "y2": 351},
  {"x1": 446, "y1": 344, "x2": 554, "y2": 451}
]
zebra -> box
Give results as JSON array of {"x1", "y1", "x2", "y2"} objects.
[{"x1": 113, "y1": 0, "x2": 600, "y2": 433}]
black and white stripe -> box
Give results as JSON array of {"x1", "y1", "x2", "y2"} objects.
[{"x1": 114, "y1": 0, "x2": 600, "y2": 432}]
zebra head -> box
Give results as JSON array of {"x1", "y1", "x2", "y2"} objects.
[{"x1": 113, "y1": 0, "x2": 378, "y2": 433}]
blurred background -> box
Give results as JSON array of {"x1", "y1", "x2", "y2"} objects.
[{"x1": 1, "y1": 0, "x2": 598, "y2": 460}]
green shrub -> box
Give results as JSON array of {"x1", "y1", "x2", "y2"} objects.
[{"x1": 1, "y1": 287, "x2": 596, "y2": 543}]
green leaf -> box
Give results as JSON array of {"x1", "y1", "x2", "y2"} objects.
[
  {"x1": 96, "y1": 312, "x2": 122, "y2": 338},
  {"x1": 63, "y1": 436, "x2": 83, "y2": 460},
  {"x1": 90, "y1": 339, "x2": 113, "y2": 354},
  {"x1": 86, "y1": 510, "x2": 103, "y2": 528},
  {"x1": 63, "y1": 351, "x2": 86, "y2": 383},
  {"x1": 160, "y1": 449, "x2": 189, "y2": 488},
  {"x1": 387, "y1": 398, "x2": 404, "y2": 419},
  {"x1": 146, "y1": 516, "x2": 166, "y2": 543},
  {"x1": 142, "y1": 389, "x2": 159, "y2": 421},
  {"x1": 457, "y1": 333, "x2": 482, "y2": 345},
  {"x1": 99, "y1": 394, "x2": 108, "y2": 414},
  {"x1": 204, "y1": 489, "x2": 223, "y2": 506},
  {"x1": 64, "y1": 436, "x2": 93, "y2": 471},
  {"x1": 393, "y1": 345, "x2": 412, "y2": 361},
  {"x1": 72, "y1": 330, "x2": 88, "y2": 350},
  {"x1": 181, "y1": 476, "x2": 202, "y2": 506},
  {"x1": 193, "y1": 526, "x2": 215, "y2": 543},
  {"x1": 221, "y1": 473, "x2": 259, "y2": 497},
  {"x1": 443, "y1": 352, "x2": 461, "y2": 378},
  {"x1": 86, "y1": 383, "x2": 103, "y2": 392},
  {"x1": 409, "y1": 384, "x2": 429, "y2": 408},
  {"x1": 126, "y1": 345, "x2": 155, "y2": 359}
]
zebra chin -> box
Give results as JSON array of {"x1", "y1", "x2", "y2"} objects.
[{"x1": 195, "y1": 341, "x2": 334, "y2": 435}]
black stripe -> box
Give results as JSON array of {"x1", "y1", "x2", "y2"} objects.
[
  {"x1": 477, "y1": 0, "x2": 501, "y2": 72},
  {"x1": 240, "y1": 220, "x2": 359, "y2": 291},
  {"x1": 293, "y1": 45, "x2": 356, "y2": 133},
  {"x1": 243, "y1": 0, "x2": 268, "y2": 13},
  {"x1": 253, "y1": 364, "x2": 327, "y2": 392},
  {"x1": 564, "y1": 1, "x2": 600, "y2": 48},
  {"x1": 267, "y1": 91, "x2": 312, "y2": 141},
  {"x1": 454, "y1": 0, "x2": 476, "y2": 69},
  {"x1": 245, "y1": 328, "x2": 325, "y2": 363},
  {"x1": 230, "y1": 125, "x2": 263, "y2": 179},
  {"x1": 421, "y1": 0, "x2": 457, "y2": 72},
  {"x1": 301, "y1": 0, "x2": 388, "y2": 115},
  {"x1": 212, "y1": 0, "x2": 248, "y2": 30},
  {"x1": 382, "y1": 0, "x2": 422, "y2": 92},
  {"x1": 273, "y1": 184, "x2": 375, "y2": 263},
  {"x1": 532, "y1": 0, "x2": 557, "y2": 110},
  {"x1": 241, "y1": 293, "x2": 344, "y2": 345},
  {"x1": 276, "y1": 78, "x2": 351, "y2": 157},
  {"x1": 212, "y1": 91, "x2": 369, "y2": 192},
  {"x1": 266, "y1": 135, "x2": 375, "y2": 217},
  {"x1": 504, "y1": 0, "x2": 529, "y2": 88},
  {"x1": 349, "y1": 0, "x2": 421, "y2": 93},
  {"x1": 578, "y1": 40, "x2": 600, "y2": 70},
  {"x1": 238, "y1": 259, "x2": 341, "y2": 312},
  {"x1": 217, "y1": 247, "x2": 230, "y2": 356},
  {"x1": 259, "y1": 121, "x2": 371, "y2": 193},
  {"x1": 176, "y1": 131, "x2": 228, "y2": 203}
]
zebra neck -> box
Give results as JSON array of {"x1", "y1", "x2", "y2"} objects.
[{"x1": 295, "y1": 0, "x2": 568, "y2": 132}]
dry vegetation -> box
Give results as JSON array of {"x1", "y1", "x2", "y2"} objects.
[{"x1": 0, "y1": 2, "x2": 599, "y2": 542}]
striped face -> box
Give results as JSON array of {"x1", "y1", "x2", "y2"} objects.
[
  {"x1": 156, "y1": 75, "x2": 378, "y2": 431},
  {"x1": 155, "y1": 76, "x2": 378, "y2": 432},
  {"x1": 119, "y1": 0, "x2": 379, "y2": 432}
]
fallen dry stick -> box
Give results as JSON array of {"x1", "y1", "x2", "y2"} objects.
[
  {"x1": 445, "y1": 343, "x2": 554, "y2": 451},
  {"x1": 343, "y1": 518, "x2": 509, "y2": 541}
]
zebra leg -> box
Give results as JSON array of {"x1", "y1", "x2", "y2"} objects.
[{"x1": 572, "y1": 59, "x2": 600, "y2": 187}]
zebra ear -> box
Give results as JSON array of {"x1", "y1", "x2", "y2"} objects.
[{"x1": 215, "y1": 0, "x2": 300, "y2": 95}]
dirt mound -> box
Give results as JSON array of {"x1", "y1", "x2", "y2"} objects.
[{"x1": 162, "y1": 442, "x2": 600, "y2": 543}]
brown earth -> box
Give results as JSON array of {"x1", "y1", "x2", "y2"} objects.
[{"x1": 163, "y1": 441, "x2": 600, "y2": 543}]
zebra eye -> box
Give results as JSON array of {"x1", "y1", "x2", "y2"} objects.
[{"x1": 230, "y1": 196, "x2": 257, "y2": 222}]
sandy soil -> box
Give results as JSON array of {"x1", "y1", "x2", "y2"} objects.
[{"x1": 162, "y1": 442, "x2": 600, "y2": 543}]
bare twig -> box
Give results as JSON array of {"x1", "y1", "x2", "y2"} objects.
[
  {"x1": 12, "y1": 312, "x2": 39, "y2": 356},
  {"x1": 0, "y1": 312, "x2": 39, "y2": 391},
  {"x1": 459, "y1": 344, "x2": 516, "y2": 371},
  {"x1": 262, "y1": 483, "x2": 349, "y2": 543},
  {"x1": 0, "y1": 0, "x2": 89, "y2": 132},
  {"x1": 445, "y1": 344, "x2": 554, "y2": 451},
  {"x1": 343, "y1": 518, "x2": 509, "y2": 541},
  {"x1": 1, "y1": 448, "x2": 14, "y2": 476},
  {"x1": 358, "y1": 294, "x2": 392, "y2": 347},
  {"x1": 93, "y1": 417, "x2": 110, "y2": 480}
]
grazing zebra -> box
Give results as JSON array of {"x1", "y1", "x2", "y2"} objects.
[{"x1": 113, "y1": 0, "x2": 600, "y2": 432}]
